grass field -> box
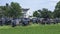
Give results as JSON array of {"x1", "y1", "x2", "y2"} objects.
[{"x1": 0, "y1": 24, "x2": 60, "y2": 34}]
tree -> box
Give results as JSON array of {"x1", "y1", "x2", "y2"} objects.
[
  {"x1": 54, "y1": 1, "x2": 60, "y2": 18},
  {"x1": 0, "y1": 2, "x2": 22, "y2": 18},
  {"x1": 0, "y1": 6, "x2": 5, "y2": 17},
  {"x1": 41, "y1": 8, "x2": 53, "y2": 18},
  {"x1": 0, "y1": 3, "x2": 10, "y2": 17},
  {"x1": 34, "y1": 8, "x2": 53, "y2": 18},
  {"x1": 33, "y1": 8, "x2": 53, "y2": 18},
  {"x1": 33, "y1": 11, "x2": 40, "y2": 18},
  {"x1": 9, "y1": 2, "x2": 22, "y2": 18}
]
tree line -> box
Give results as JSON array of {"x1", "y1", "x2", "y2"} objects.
[
  {"x1": 33, "y1": 1, "x2": 60, "y2": 18},
  {"x1": 0, "y1": 2, "x2": 22, "y2": 18},
  {"x1": 0, "y1": 1, "x2": 60, "y2": 18}
]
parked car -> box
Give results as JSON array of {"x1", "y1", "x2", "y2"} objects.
[{"x1": 21, "y1": 18, "x2": 30, "y2": 26}]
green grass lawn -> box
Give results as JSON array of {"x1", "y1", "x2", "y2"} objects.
[{"x1": 0, "y1": 24, "x2": 60, "y2": 34}]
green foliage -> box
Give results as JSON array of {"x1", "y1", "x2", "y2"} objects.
[
  {"x1": 10, "y1": 2, "x2": 22, "y2": 18},
  {"x1": 33, "y1": 8, "x2": 53, "y2": 18},
  {"x1": 54, "y1": 1, "x2": 60, "y2": 18},
  {"x1": 0, "y1": 2, "x2": 22, "y2": 18},
  {"x1": 33, "y1": 11, "x2": 40, "y2": 17},
  {"x1": 41, "y1": 8, "x2": 53, "y2": 18}
]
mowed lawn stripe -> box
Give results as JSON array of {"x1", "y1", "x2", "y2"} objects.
[{"x1": 0, "y1": 24, "x2": 60, "y2": 34}]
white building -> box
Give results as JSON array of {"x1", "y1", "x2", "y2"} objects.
[{"x1": 22, "y1": 8, "x2": 29, "y2": 18}]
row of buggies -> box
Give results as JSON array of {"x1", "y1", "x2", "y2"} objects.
[
  {"x1": 30, "y1": 18, "x2": 60, "y2": 24},
  {"x1": 0, "y1": 17, "x2": 60, "y2": 27}
]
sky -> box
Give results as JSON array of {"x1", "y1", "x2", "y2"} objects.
[{"x1": 0, "y1": 0, "x2": 60, "y2": 16}]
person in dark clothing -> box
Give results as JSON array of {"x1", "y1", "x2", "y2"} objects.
[
  {"x1": 0, "y1": 18, "x2": 4, "y2": 26},
  {"x1": 0, "y1": 20, "x2": 3, "y2": 26},
  {"x1": 12, "y1": 18, "x2": 16, "y2": 27}
]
